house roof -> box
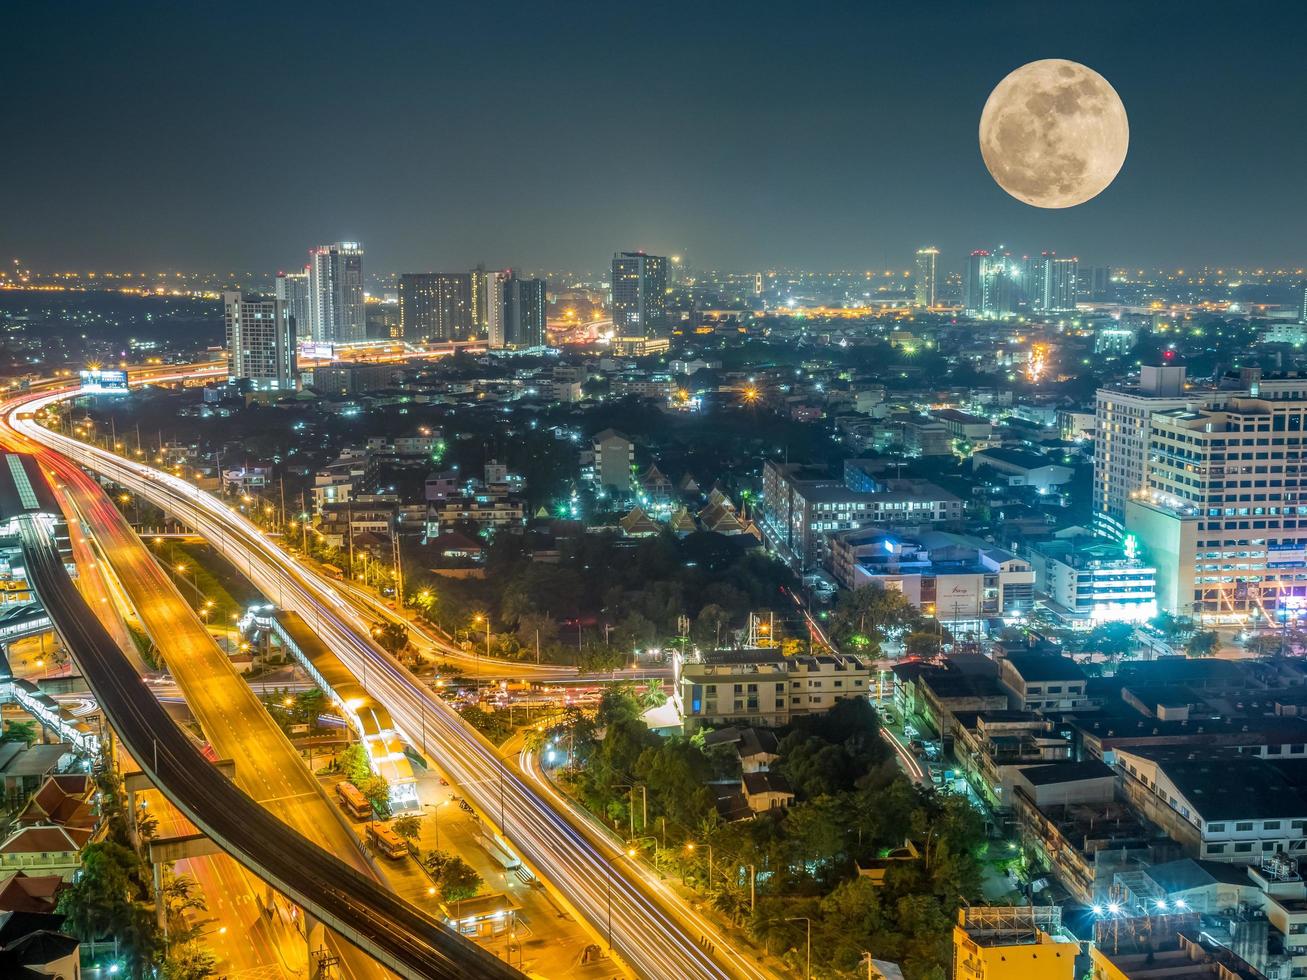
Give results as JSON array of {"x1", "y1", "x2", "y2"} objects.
[
  {"x1": 1003, "y1": 653, "x2": 1087, "y2": 683},
  {"x1": 742, "y1": 771, "x2": 793, "y2": 797},
  {"x1": 0, "y1": 826, "x2": 88, "y2": 855},
  {"x1": 0, "y1": 873, "x2": 63, "y2": 915}
]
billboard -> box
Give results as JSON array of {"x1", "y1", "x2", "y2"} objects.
[{"x1": 79, "y1": 369, "x2": 129, "y2": 394}]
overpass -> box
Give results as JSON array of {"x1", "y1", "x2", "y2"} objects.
[
  {"x1": 7, "y1": 377, "x2": 770, "y2": 979},
  {"x1": 12, "y1": 460, "x2": 518, "y2": 980}
]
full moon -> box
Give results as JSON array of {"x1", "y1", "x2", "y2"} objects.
[{"x1": 979, "y1": 59, "x2": 1128, "y2": 209}]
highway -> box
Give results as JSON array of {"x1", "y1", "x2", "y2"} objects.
[
  {"x1": 7, "y1": 378, "x2": 774, "y2": 980},
  {"x1": 18, "y1": 514, "x2": 518, "y2": 980}
]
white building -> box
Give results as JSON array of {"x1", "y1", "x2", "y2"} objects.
[
  {"x1": 223, "y1": 291, "x2": 296, "y2": 392},
  {"x1": 308, "y1": 242, "x2": 365, "y2": 344},
  {"x1": 1027, "y1": 535, "x2": 1157, "y2": 627},
  {"x1": 1125, "y1": 383, "x2": 1307, "y2": 624}
]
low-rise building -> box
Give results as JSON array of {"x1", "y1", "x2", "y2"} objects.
[
  {"x1": 672, "y1": 647, "x2": 871, "y2": 730},
  {"x1": 972, "y1": 448, "x2": 1074, "y2": 493},
  {"x1": 1116, "y1": 748, "x2": 1307, "y2": 863},
  {"x1": 833, "y1": 530, "x2": 1035, "y2": 627},
  {"x1": 1027, "y1": 535, "x2": 1158, "y2": 627},
  {"x1": 997, "y1": 653, "x2": 1090, "y2": 713},
  {"x1": 953, "y1": 906, "x2": 1077, "y2": 980}
]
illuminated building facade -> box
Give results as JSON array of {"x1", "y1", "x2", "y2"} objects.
[
  {"x1": 914, "y1": 246, "x2": 938, "y2": 306},
  {"x1": 611, "y1": 251, "x2": 668, "y2": 336},
  {"x1": 274, "y1": 268, "x2": 311, "y2": 341},
  {"x1": 1027, "y1": 536, "x2": 1157, "y2": 627},
  {"x1": 964, "y1": 249, "x2": 1017, "y2": 318},
  {"x1": 307, "y1": 242, "x2": 365, "y2": 344},
  {"x1": 501, "y1": 274, "x2": 546, "y2": 349},
  {"x1": 222, "y1": 291, "x2": 296, "y2": 391},
  {"x1": 399, "y1": 273, "x2": 473, "y2": 342},
  {"x1": 1126, "y1": 384, "x2": 1307, "y2": 624},
  {"x1": 1043, "y1": 255, "x2": 1078, "y2": 313}
]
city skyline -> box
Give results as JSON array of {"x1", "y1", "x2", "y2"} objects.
[{"x1": 6, "y1": 2, "x2": 1307, "y2": 273}]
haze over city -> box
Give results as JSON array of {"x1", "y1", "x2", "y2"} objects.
[{"x1": 6, "y1": 4, "x2": 1307, "y2": 980}]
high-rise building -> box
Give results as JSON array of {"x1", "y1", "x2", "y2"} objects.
[
  {"x1": 1124, "y1": 374, "x2": 1307, "y2": 622},
  {"x1": 1022, "y1": 254, "x2": 1047, "y2": 310},
  {"x1": 1300, "y1": 281, "x2": 1307, "y2": 324},
  {"x1": 223, "y1": 291, "x2": 296, "y2": 392},
  {"x1": 1094, "y1": 365, "x2": 1307, "y2": 539},
  {"x1": 398, "y1": 273, "x2": 472, "y2": 342},
  {"x1": 307, "y1": 242, "x2": 365, "y2": 344},
  {"x1": 964, "y1": 250, "x2": 1017, "y2": 318},
  {"x1": 275, "y1": 269, "x2": 311, "y2": 341},
  {"x1": 471, "y1": 266, "x2": 508, "y2": 340},
  {"x1": 611, "y1": 251, "x2": 668, "y2": 335},
  {"x1": 501, "y1": 275, "x2": 546, "y2": 349},
  {"x1": 914, "y1": 247, "x2": 939, "y2": 307},
  {"x1": 1042, "y1": 255, "x2": 1078, "y2": 313}
]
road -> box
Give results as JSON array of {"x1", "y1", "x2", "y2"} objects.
[
  {"x1": 10, "y1": 377, "x2": 774, "y2": 980},
  {"x1": 2, "y1": 393, "x2": 515, "y2": 978},
  {"x1": 18, "y1": 515, "x2": 517, "y2": 980}
]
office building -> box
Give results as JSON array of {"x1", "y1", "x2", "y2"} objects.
[
  {"x1": 222, "y1": 291, "x2": 296, "y2": 392},
  {"x1": 1027, "y1": 536, "x2": 1157, "y2": 627},
  {"x1": 307, "y1": 242, "x2": 365, "y2": 344},
  {"x1": 829, "y1": 529, "x2": 1035, "y2": 626},
  {"x1": 761, "y1": 459, "x2": 963, "y2": 570},
  {"x1": 399, "y1": 273, "x2": 473, "y2": 342},
  {"x1": 275, "y1": 268, "x2": 311, "y2": 341},
  {"x1": 914, "y1": 246, "x2": 939, "y2": 307},
  {"x1": 1042, "y1": 254, "x2": 1078, "y2": 313},
  {"x1": 1125, "y1": 381, "x2": 1307, "y2": 623},
  {"x1": 501, "y1": 275, "x2": 546, "y2": 349},
  {"x1": 611, "y1": 251, "x2": 668, "y2": 335},
  {"x1": 1094, "y1": 365, "x2": 1218, "y2": 538}
]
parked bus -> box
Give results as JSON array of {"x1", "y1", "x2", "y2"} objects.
[
  {"x1": 335, "y1": 781, "x2": 372, "y2": 820},
  {"x1": 367, "y1": 822, "x2": 409, "y2": 860},
  {"x1": 321, "y1": 563, "x2": 344, "y2": 580}
]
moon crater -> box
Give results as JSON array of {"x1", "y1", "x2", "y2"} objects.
[{"x1": 979, "y1": 59, "x2": 1128, "y2": 209}]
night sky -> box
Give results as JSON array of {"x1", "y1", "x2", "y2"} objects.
[{"x1": 5, "y1": 1, "x2": 1307, "y2": 274}]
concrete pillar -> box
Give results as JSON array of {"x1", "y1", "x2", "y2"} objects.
[
  {"x1": 153, "y1": 860, "x2": 167, "y2": 936},
  {"x1": 125, "y1": 788, "x2": 137, "y2": 846},
  {"x1": 304, "y1": 908, "x2": 326, "y2": 978}
]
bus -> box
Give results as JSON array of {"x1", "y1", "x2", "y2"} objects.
[
  {"x1": 335, "y1": 781, "x2": 372, "y2": 820},
  {"x1": 367, "y1": 822, "x2": 409, "y2": 860}
]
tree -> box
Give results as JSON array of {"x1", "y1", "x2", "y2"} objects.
[
  {"x1": 1, "y1": 719, "x2": 38, "y2": 746},
  {"x1": 372, "y1": 621, "x2": 410, "y2": 659},
  {"x1": 1081, "y1": 622, "x2": 1135, "y2": 660},
  {"x1": 829, "y1": 586, "x2": 914, "y2": 653},
  {"x1": 391, "y1": 814, "x2": 422, "y2": 843},
  {"x1": 903, "y1": 631, "x2": 943, "y2": 659},
  {"x1": 424, "y1": 850, "x2": 482, "y2": 902},
  {"x1": 1187, "y1": 629, "x2": 1219, "y2": 657}
]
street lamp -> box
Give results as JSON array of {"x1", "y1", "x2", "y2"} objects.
[
  {"x1": 685, "y1": 841, "x2": 713, "y2": 885},
  {"x1": 472, "y1": 613, "x2": 490, "y2": 693},
  {"x1": 784, "y1": 916, "x2": 811, "y2": 980},
  {"x1": 626, "y1": 836, "x2": 661, "y2": 873}
]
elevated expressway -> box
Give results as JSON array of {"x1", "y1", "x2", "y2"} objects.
[
  {"x1": 6, "y1": 377, "x2": 771, "y2": 980},
  {"x1": 0, "y1": 418, "x2": 516, "y2": 974}
]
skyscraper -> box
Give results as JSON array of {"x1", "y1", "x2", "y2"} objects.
[
  {"x1": 1043, "y1": 254, "x2": 1079, "y2": 313},
  {"x1": 275, "y1": 268, "x2": 311, "y2": 341},
  {"x1": 223, "y1": 291, "x2": 296, "y2": 391},
  {"x1": 914, "y1": 247, "x2": 938, "y2": 307},
  {"x1": 501, "y1": 275, "x2": 546, "y2": 349},
  {"x1": 398, "y1": 273, "x2": 473, "y2": 342},
  {"x1": 471, "y1": 266, "x2": 510, "y2": 339},
  {"x1": 964, "y1": 250, "x2": 1016, "y2": 317},
  {"x1": 611, "y1": 251, "x2": 668, "y2": 336},
  {"x1": 307, "y1": 242, "x2": 365, "y2": 344}
]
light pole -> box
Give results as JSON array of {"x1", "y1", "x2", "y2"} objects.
[
  {"x1": 685, "y1": 841, "x2": 713, "y2": 885},
  {"x1": 472, "y1": 613, "x2": 490, "y2": 694},
  {"x1": 785, "y1": 916, "x2": 811, "y2": 980},
  {"x1": 626, "y1": 836, "x2": 661, "y2": 874}
]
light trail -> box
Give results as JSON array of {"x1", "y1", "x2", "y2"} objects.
[{"x1": 7, "y1": 377, "x2": 774, "y2": 980}]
